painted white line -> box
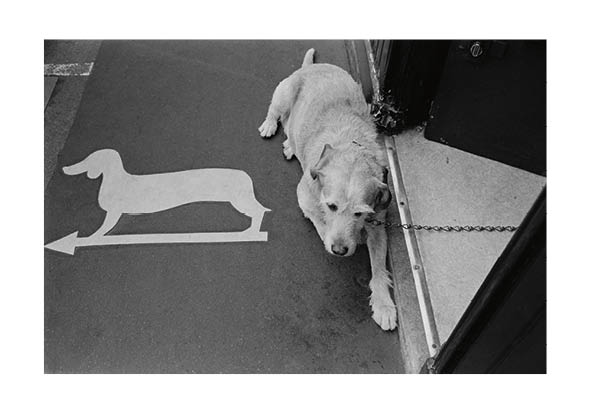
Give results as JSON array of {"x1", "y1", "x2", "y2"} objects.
[
  {"x1": 44, "y1": 62, "x2": 94, "y2": 76},
  {"x1": 45, "y1": 231, "x2": 269, "y2": 255}
]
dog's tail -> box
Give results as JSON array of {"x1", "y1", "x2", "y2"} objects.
[{"x1": 302, "y1": 48, "x2": 315, "y2": 67}]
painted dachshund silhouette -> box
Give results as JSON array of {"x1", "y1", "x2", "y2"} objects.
[{"x1": 63, "y1": 149, "x2": 270, "y2": 238}]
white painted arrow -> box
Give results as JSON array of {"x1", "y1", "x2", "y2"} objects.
[
  {"x1": 45, "y1": 230, "x2": 268, "y2": 255},
  {"x1": 46, "y1": 149, "x2": 272, "y2": 256}
]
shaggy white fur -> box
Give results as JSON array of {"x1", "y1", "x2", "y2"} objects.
[{"x1": 259, "y1": 48, "x2": 397, "y2": 331}]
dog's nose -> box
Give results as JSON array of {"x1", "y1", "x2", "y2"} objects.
[{"x1": 331, "y1": 244, "x2": 349, "y2": 256}]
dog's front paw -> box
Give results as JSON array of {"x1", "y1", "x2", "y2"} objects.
[
  {"x1": 371, "y1": 303, "x2": 398, "y2": 331},
  {"x1": 258, "y1": 119, "x2": 277, "y2": 138}
]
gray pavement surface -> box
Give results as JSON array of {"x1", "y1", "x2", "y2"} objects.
[
  {"x1": 44, "y1": 40, "x2": 102, "y2": 64},
  {"x1": 44, "y1": 40, "x2": 405, "y2": 373},
  {"x1": 44, "y1": 40, "x2": 101, "y2": 189}
]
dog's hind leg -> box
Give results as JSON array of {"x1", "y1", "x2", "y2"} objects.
[
  {"x1": 246, "y1": 209, "x2": 266, "y2": 234},
  {"x1": 232, "y1": 195, "x2": 270, "y2": 234},
  {"x1": 258, "y1": 76, "x2": 300, "y2": 139},
  {"x1": 89, "y1": 210, "x2": 122, "y2": 238},
  {"x1": 260, "y1": 47, "x2": 313, "y2": 140}
]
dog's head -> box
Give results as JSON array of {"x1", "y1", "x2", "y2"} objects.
[
  {"x1": 63, "y1": 149, "x2": 123, "y2": 179},
  {"x1": 310, "y1": 143, "x2": 391, "y2": 257}
]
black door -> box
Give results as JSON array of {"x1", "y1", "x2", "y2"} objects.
[{"x1": 425, "y1": 40, "x2": 546, "y2": 176}]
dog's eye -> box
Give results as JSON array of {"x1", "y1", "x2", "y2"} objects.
[
  {"x1": 354, "y1": 212, "x2": 363, "y2": 217},
  {"x1": 327, "y1": 203, "x2": 338, "y2": 212}
]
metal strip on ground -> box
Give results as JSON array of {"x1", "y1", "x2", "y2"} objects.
[
  {"x1": 364, "y1": 40, "x2": 441, "y2": 359},
  {"x1": 384, "y1": 137, "x2": 441, "y2": 357}
]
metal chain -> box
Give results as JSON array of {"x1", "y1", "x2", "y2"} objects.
[
  {"x1": 365, "y1": 218, "x2": 518, "y2": 233},
  {"x1": 369, "y1": 93, "x2": 519, "y2": 234}
]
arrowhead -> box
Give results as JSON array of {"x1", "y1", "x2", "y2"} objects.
[{"x1": 44, "y1": 231, "x2": 79, "y2": 255}]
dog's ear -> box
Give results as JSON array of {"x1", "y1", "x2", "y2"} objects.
[
  {"x1": 310, "y1": 143, "x2": 334, "y2": 181},
  {"x1": 63, "y1": 153, "x2": 103, "y2": 179},
  {"x1": 86, "y1": 166, "x2": 102, "y2": 179},
  {"x1": 381, "y1": 167, "x2": 389, "y2": 184},
  {"x1": 373, "y1": 169, "x2": 392, "y2": 212},
  {"x1": 373, "y1": 182, "x2": 392, "y2": 212},
  {"x1": 63, "y1": 158, "x2": 101, "y2": 179}
]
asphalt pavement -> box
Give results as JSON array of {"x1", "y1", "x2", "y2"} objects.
[{"x1": 44, "y1": 40, "x2": 405, "y2": 373}]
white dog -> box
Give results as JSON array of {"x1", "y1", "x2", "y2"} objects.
[
  {"x1": 63, "y1": 149, "x2": 270, "y2": 238},
  {"x1": 259, "y1": 48, "x2": 397, "y2": 330}
]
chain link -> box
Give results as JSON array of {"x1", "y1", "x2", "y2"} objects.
[
  {"x1": 365, "y1": 218, "x2": 518, "y2": 233},
  {"x1": 369, "y1": 93, "x2": 518, "y2": 234}
]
